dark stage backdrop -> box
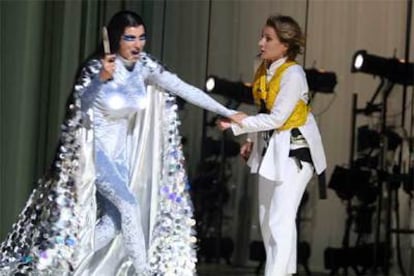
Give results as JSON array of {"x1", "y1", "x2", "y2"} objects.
[{"x1": 1, "y1": 0, "x2": 413, "y2": 271}]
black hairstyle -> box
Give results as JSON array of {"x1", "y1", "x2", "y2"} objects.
[
  {"x1": 73, "y1": 11, "x2": 146, "y2": 87},
  {"x1": 106, "y1": 10, "x2": 146, "y2": 54},
  {"x1": 92, "y1": 10, "x2": 146, "y2": 58}
]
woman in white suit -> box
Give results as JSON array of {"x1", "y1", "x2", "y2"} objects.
[{"x1": 220, "y1": 15, "x2": 327, "y2": 276}]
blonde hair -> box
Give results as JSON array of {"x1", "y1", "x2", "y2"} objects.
[{"x1": 266, "y1": 15, "x2": 305, "y2": 61}]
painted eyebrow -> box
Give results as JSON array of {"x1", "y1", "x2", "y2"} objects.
[
  {"x1": 122, "y1": 34, "x2": 136, "y2": 41},
  {"x1": 122, "y1": 34, "x2": 146, "y2": 41}
]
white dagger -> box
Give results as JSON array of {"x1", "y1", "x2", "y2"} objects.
[{"x1": 102, "y1": 26, "x2": 111, "y2": 54}]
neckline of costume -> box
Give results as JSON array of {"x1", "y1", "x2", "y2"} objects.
[{"x1": 117, "y1": 55, "x2": 136, "y2": 71}]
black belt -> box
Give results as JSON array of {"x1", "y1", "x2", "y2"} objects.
[
  {"x1": 261, "y1": 128, "x2": 327, "y2": 199},
  {"x1": 289, "y1": 147, "x2": 312, "y2": 166},
  {"x1": 261, "y1": 129, "x2": 274, "y2": 156}
]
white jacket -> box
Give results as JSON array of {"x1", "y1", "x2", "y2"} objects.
[{"x1": 231, "y1": 58, "x2": 326, "y2": 182}]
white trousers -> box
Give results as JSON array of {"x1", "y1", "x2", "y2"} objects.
[{"x1": 258, "y1": 158, "x2": 313, "y2": 276}]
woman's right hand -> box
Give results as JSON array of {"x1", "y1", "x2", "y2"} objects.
[
  {"x1": 100, "y1": 54, "x2": 116, "y2": 81},
  {"x1": 230, "y1": 112, "x2": 247, "y2": 126},
  {"x1": 240, "y1": 140, "x2": 253, "y2": 161}
]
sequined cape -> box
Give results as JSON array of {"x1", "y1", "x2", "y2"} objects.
[{"x1": 0, "y1": 59, "x2": 197, "y2": 275}]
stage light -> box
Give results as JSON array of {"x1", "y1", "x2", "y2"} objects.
[
  {"x1": 357, "y1": 125, "x2": 380, "y2": 152},
  {"x1": 205, "y1": 75, "x2": 254, "y2": 104},
  {"x1": 206, "y1": 70, "x2": 338, "y2": 104},
  {"x1": 354, "y1": 54, "x2": 364, "y2": 70},
  {"x1": 304, "y1": 68, "x2": 337, "y2": 93},
  {"x1": 329, "y1": 166, "x2": 372, "y2": 201},
  {"x1": 351, "y1": 50, "x2": 414, "y2": 86},
  {"x1": 205, "y1": 77, "x2": 215, "y2": 92},
  {"x1": 351, "y1": 50, "x2": 392, "y2": 78}
]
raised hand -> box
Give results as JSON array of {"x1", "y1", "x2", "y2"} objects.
[{"x1": 100, "y1": 54, "x2": 116, "y2": 81}]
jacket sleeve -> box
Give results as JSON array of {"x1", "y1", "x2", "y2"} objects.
[{"x1": 231, "y1": 66, "x2": 307, "y2": 136}]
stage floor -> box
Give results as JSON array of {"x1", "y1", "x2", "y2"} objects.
[
  {"x1": 197, "y1": 262, "x2": 328, "y2": 276},
  {"x1": 196, "y1": 262, "x2": 398, "y2": 276}
]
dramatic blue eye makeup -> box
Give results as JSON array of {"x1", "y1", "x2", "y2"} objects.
[
  {"x1": 122, "y1": 35, "x2": 136, "y2": 41},
  {"x1": 122, "y1": 34, "x2": 146, "y2": 42}
]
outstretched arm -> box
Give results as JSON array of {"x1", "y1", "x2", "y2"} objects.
[{"x1": 142, "y1": 55, "x2": 236, "y2": 118}]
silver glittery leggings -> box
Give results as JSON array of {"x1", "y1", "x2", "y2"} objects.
[{"x1": 93, "y1": 149, "x2": 147, "y2": 273}]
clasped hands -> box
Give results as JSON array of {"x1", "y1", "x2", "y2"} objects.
[{"x1": 216, "y1": 112, "x2": 247, "y2": 131}]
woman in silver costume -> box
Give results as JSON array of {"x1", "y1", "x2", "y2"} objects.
[{"x1": 0, "y1": 10, "x2": 239, "y2": 275}]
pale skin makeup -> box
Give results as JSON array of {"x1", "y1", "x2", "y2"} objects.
[
  {"x1": 118, "y1": 25, "x2": 146, "y2": 62},
  {"x1": 100, "y1": 25, "x2": 147, "y2": 81}
]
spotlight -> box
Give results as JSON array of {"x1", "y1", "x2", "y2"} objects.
[
  {"x1": 357, "y1": 125, "x2": 380, "y2": 152},
  {"x1": 206, "y1": 69, "x2": 339, "y2": 104},
  {"x1": 304, "y1": 68, "x2": 337, "y2": 93},
  {"x1": 205, "y1": 75, "x2": 254, "y2": 104},
  {"x1": 205, "y1": 77, "x2": 216, "y2": 92},
  {"x1": 351, "y1": 50, "x2": 414, "y2": 86},
  {"x1": 357, "y1": 125, "x2": 402, "y2": 152},
  {"x1": 329, "y1": 166, "x2": 372, "y2": 201}
]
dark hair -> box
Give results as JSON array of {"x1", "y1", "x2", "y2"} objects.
[
  {"x1": 265, "y1": 15, "x2": 305, "y2": 61},
  {"x1": 106, "y1": 10, "x2": 146, "y2": 54},
  {"x1": 92, "y1": 10, "x2": 145, "y2": 58},
  {"x1": 75, "y1": 11, "x2": 146, "y2": 83}
]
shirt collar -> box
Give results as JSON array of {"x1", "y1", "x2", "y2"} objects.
[{"x1": 266, "y1": 57, "x2": 288, "y2": 79}]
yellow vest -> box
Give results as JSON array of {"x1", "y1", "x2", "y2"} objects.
[{"x1": 252, "y1": 61, "x2": 309, "y2": 131}]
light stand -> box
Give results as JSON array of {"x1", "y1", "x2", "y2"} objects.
[{"x1": 351, "y1": 49, "x2": 414, "y2": 275}]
